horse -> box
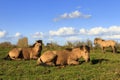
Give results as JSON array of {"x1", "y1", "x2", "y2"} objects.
[
  {"x1": 37, "y1": 45, "x2": 90, "y2": 66},
  {"x1": 4, "y1": 40, "x2": 42, "y2": 60},
  {"x1": 94, "y1": 38, "x2": 117, "y2": 53}
]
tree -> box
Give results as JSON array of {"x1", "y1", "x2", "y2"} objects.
[
  {"x1": 0, "y1": 42, "x2": 14, "y2": 48},
  {"x1": 17, "y1": 37, "x2": 28, "y2": 48}
]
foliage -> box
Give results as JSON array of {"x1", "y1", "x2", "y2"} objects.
[
  {"x1": 45, "y1": 42, "x2": 62, "y2": 51},
  {"x1": 17, "y1": 37, "x2": 28, "y2": 48},
  {"x1": 0, "y1": 42, "x2": 15, "y2": 48},
  {"x1": 63, "y1": 39, "x2": 93, "y2": 49}
]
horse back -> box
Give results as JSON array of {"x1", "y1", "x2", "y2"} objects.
[
  {"x1": 22, "y1": 48, "x2": 31, "y2": 59},
  {"x1": 106, "y1": 40, "x2": 116, "y2": 46},
  {"x1": 8, "y1": 48, "x2": 22, "y2": 59},
  {"x1": 101, "y1": 40, "x2": 116, "y2": 47},
  {"x1": 40, "y1": 50, "x2": 57, "y2": 63},
  {"x1": 55, "y1": 50, "x2": 70, "y2": 65}
]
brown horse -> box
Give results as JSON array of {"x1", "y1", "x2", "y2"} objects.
[
  {"x1": 4, "y1": 40, "x2": 42, "y2": 60},
  {"x1": 37, "y1": 45, "x2": 90, "y2": 66},
  {"x1": 94, "y1": 38, "x2": 117, "y2": 53}
]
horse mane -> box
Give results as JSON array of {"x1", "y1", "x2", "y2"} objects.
[
  {"x1": 30, "y1": 40, "x2": 43, "y2": 57},
  {"x1": 80, "y1": 45, "x2": 90, "y2": 51},
  {"x1": 102, "y1": 39, "x2": 105, "y2": 41},
  {"x1": 36, "y1": 40, "x2": 42, "y2": 43},
  {"x1": 65, "y1": 48, "x2": 73, "y2": 51},
  {"x1": 31, "y1": 40, "x2": 42, "y2": 47},
  {"x1": 95, "y1": 38, "x2": 105, "y2": 41}
]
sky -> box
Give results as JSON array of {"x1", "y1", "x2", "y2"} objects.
[{"x1": 0, "y1": 0, "x2": 120, "y2": 45}]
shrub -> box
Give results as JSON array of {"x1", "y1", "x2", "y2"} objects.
[
  {"x1": 17, "y1": 37, "x2": 28, "y2": 48},
  {"x1": 0, "y1": 42, "x2": 15, "y2": 48}
]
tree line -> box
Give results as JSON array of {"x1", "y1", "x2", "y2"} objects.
[{"x1": 0, "y1": 37, "x2": 120, "y2": 50}]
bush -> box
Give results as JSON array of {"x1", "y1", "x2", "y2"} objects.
[
  {"x1": 0, "y1": 42, "x2": 15, "y2": 48},
  {"x1": 17, "y1": 37, "x2": 28, "y2": 48},
  {"x1": 65, "y1": 39, "x2": 93, "y2": 48}
]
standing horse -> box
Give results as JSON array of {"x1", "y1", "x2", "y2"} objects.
[
  {"x1": 37, "y1": 45, "x2": 90, "y2": 66},
  {"x1": 4, "y1": 40, "x2": 42, "y2": 60},
  {"x1": 94, "y1": 38, "x2": 117, "y2": 53}
]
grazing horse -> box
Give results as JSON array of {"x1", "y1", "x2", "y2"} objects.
[
  {"x1": 94, "y1": 38, "x2": 116, "y2": 53},
  {"x1": 4, "y1": 40, "x2": 42, "y2": 60},
  {"x1": 37, "y1": 45, "x2": 90, "y2": 66}
]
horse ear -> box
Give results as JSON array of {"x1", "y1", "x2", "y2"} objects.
[
  {"x1": 80, "y1": 45, "x2": 84, "y2": 50},
  {"x1": 36, "y1": 40, "x2": 42, "y2": 43},
  {"x1": 85, "y1": 45, "x2": 90, "y2": 51},
  {"x1": 80, "y1": 45, "x2": 90, "y2": 51},
  {"x1": 36, "y1": 40, "x2": 43, "y2": 45},
  {"x1": 95, "y1": 38, "x2": 98, "y2": 41},
  {"x1": 31, "y1": 40, "x2": 43, "y2": 47}
]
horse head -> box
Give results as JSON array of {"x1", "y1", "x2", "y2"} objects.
[
  {"x1": 80, "y1": 45, "x2": 90, "y2": 62},
  {"x1": 32, "y1": 40, "x2": 43, "y2": 57}
]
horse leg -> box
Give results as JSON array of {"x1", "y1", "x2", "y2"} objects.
[
  {"x1": 10, "y1": 57, "x2": 22, "y2": 60},
  {"x1": 103, "y1": 47, "x2": 106, "y2": 53},
  {"x1": 68, "y1": 60, "x2": 79, "y2": 65},
  {"x1": 115, "y1": 46, "x2": 117, "y2": 53},
  {"x1": 40, "y1": 62, "x2": 55, "y2": 66},
  {"x1": 45, "y1": 62, "x2": 55, "y2": 66},
  {"x1": 111, "y1": 46, "x2": 116, "y2": 53},
  {"x1": 14, "y1": 58, "x2": 22, "y2": 60},
  {"x1": 32, "y1": 56, "x2": 38, "y2": 60},
  {"x1": 101, "y1": 47, "x2": 105, "y2": 53}
]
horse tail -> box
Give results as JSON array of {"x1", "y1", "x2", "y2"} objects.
[
  {"x1": 114, "y1": 41, "x2": 117, "y2": 53},
  {"x1": 114, "y1": 46, "x2": 117, "y2": 53},
  {"x1": 3, "y1": 54, "x2": 11, "y2": 60}
]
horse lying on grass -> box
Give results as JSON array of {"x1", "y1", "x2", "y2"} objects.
[
  {"x1": 4, "y1": 40, "x2": 42, "y2": 60},
  {"x1": 37, "y1": 45, "x2": 90, "y2": 66},
  {"x1": 94, "y1": 38, "x2": 117, "y2": 53}
]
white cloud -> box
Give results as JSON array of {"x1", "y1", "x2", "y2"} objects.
[
  {"x1": 48, "y1": 25, "x2": 120, "y2": 41},
  {"x1": 14, "y1": 32, "x2": 22, "y2": 38},
  {"x1": 79, "y1": 28, "x2": 87, "y2": 34},
  {"x1": 88, "y1": 27, "x2": 107, "y2": 35},
  {"x1": 102, "y1": 35, "x2": 120, "y2": 39},
  {"x1": 32, "y1": 32, "x2": 43, "y2": 38},
  {"x1": 0, "y1": 30, "x2": 7, "y2": 38},
  {"x1": 0, "y1": 31, "x2": 24, "y2": 44},
  {"x1": 108, "y1": 26, "x2": 120, "y2": 33},
  {"x1": 54, "y1": 10, "x2": 91, "y2": 21},
  {"x1": 66, "y1": 36, "x2": 81, "y2": 41},
  {"x1": 49, "y1": 27, "x2": 76, "y2": 36},
  {"x1": 1, "y1": 25, "x2": 120, "y2": 45},
  {"x1": 79, "y1": 26, "x2": 120, "y2": 38},
  {"x1": 68, "y1": 10, "x2": 82, "y2": 18},
  {"x1": 83, "y1": 15, "x2": 92, "y2": 19},
  {"x1": 61, "y1": 13, "x2": 68, "y2": 18}
]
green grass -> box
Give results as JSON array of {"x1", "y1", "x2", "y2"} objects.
[{"x1": 0, "y1": 48, "x2": 120, "y2": 80}]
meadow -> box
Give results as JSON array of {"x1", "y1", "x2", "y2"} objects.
[{"x1": 0, "y1": 47, "x2": 120, "y2": 80}]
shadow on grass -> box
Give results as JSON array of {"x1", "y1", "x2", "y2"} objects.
[
  {"x1": 116, "y1": 51, "x2": 120, "y2": 53},
  {"x1": 106, "y1": 49, "x2": 120, "y2": 54},
  {"x1": 79, "y1": 61, "x2": 86, "y2": 64},
  {"x1": 91, "y1": 58, "x2": 109, "y2": 64}
]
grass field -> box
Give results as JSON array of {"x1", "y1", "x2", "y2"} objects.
[{"x1": 0, "y1": 47, "x2": 120, "y2": 80}]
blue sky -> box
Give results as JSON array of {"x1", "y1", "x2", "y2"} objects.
[{"x1": 0, "y1": 0, "x2": 120, "y2": 45}]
